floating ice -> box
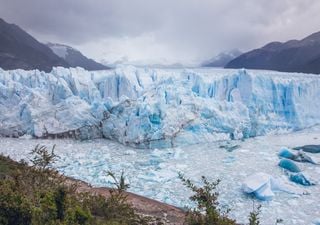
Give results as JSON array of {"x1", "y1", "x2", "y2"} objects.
[
  {"x1": 278, "y1": 159, "x2": 301, "y2": 173},
  {"x1": 278, "y1": 148, "x2": 296, "y2": 159},
  {"x1": 279, "y1": 148, "x2": 317, "y2": 164},
  {"x1": 293, "y1": 145, "x2": 320, "y2": 154},
  {"x1": 289, "y1": 173, "x2": 315, "y2": 186},
  {"x1": 294, "y1": 151, "x2": 317, "y2": 164},
  {"x1": 314, "y1": 218, "x2": 320, "y2": 225},
  {"x1": 242, "y1": 172, "x2": 301, "y2": 200}
]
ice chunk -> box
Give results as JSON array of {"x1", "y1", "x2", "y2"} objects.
[
  {"x1": 313, "y1": 218, "x2": 320, "y2": 225},
  {"x1": 293, "y1": 145, "x2": 320, "y2": 154},
  {"x1": 124, "y1": 150, "x2": 137, "y2": 155},
  {"x1": 278, "y1": 147, "x2": 295, "y2": 159},
  {"x1": 289, "y1": 173, "x2": 315, "y2": 186},
  {"x1": 278, "y1": 159, "x2": 301, "y2": 173},
  {"x1": 294, "y1": 150, "x2": 317, "y2": 164},
  {"x1": 278, "y1": 148, "x2": 317, "y2": 164},
  {"x1": 242, "y1": 172, "x2": 301, "y2": 200}
]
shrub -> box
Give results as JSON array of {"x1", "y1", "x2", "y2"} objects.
[
  {"x1": 179, "y1": 173, "x2": 265, "y2": 225},
  {"x1": 0, "y1": 145, "x2": 148, "y2": 225},
  {"x1": 248, "y1": 202, "x2": 261, "y2": 225},
  {"x1": 0, "y1": 180, "x2": 32, "y2": 225},
  {"x1": 179, "y1": 173, "x2": 236, "y2": 225}
]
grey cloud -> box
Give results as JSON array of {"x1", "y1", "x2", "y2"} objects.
[{"x1": 1, "y1": 0, "x2": 320, "y2": 64}]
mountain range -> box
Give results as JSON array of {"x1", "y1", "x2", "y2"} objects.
[
  {"x1": 225, "y1": 31, "x2": 320, "y2": 74},
  {"x1": 0, "y1": 18, "x2": 108, "y2": 72},
  {"x1": 1, "y1": 17, "x2": 320, "y2": 74}
]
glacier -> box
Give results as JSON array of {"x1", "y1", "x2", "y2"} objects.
[{"x1": 0, "y1": 66, "x2": 320, "y2": 148}]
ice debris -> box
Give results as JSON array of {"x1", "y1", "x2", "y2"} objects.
[
  {"x1": 278, "y1": 147, "x2": 318, "y2": 186},
  {"x1": 219, "y1": 143, "x2": 241, "y2": 152},
  {"x1": 278, "y1": 147, "x2": 317, "y2": 164}
]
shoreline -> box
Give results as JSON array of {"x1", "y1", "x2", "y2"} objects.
[{"x1": 66, "y1": 177, "x2": 186, "y2": 225}]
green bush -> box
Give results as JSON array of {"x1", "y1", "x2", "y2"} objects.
[
  {"x1": 179, "y1": 173, "x2": 263, "y2": 225},
  {"x1": 55, "y1": 187, "x2": 67, "y2": 220},
  {"x1": 0, "y1": 180, "x2": 32, "y2": 225},
  {"x1": 0, "y1": 145, "x2": 148, "y2": 225},
  {"x1": 248, "y1": 202, "x2": 261, "y2": 225},
  {"x1": 179, "y1": 173, "x2": 236, "y2": 225}
]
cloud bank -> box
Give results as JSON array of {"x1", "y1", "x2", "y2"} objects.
[{"x1": 1, "y1": 0, "x2": 320, "y2": 65}]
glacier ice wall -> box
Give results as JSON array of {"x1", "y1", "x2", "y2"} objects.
[{"x1": 0, "y1": 66, "x2": 319, "y2": 148}]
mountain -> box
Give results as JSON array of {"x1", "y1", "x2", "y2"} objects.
[
  {"x1": 47, "y1": 43, "x2": 109, "y2": 71},
  {"x1": 302, "y1": 55, "x2": 320, "y2": 73},
  {"x1": 0, "y1": 18, "x2": 69, "y2": 72},
  {"x1": 202, "y1": 49, "x2": 242, "y2": 67},
  {"x1": 226, "y1": 31, "x2": 320, "y2": 74}
]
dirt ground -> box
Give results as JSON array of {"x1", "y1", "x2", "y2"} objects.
[{"x1": 68, "y1": 178, "x2": 186, "y2": 225}]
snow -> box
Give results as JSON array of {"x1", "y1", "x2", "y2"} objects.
[
  {"x1": 0, "y1": 126, "x2": 320, "y2": 225},
  {"x1": 1, "y1": 66, "x2": 320, "y2": 148},
  {"x1": 47, "y1": 43, "x2": 70, "y2": 59}
]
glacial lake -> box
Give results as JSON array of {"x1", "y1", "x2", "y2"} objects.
[{"x1": 1, "y1": 127, "x2": 320, "y2": 225}]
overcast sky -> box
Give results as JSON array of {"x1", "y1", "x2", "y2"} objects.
[{"x1": 1, "y1": 0, "x2": 320, "y2": 65}]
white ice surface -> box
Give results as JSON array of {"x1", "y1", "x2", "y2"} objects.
[{"x1": 0, "y1": 126, "x2": 320, "y2": 225}]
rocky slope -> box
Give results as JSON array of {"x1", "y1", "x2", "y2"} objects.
[
  {"x1": 226, "y1": 31, "x2": 320, "y2": 74},
  {"x1": 0, "y1": 18, "x2": 68, "y2": 72}
]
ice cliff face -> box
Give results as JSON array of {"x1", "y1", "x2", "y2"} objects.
[{"x1": 0, "y1": 66, "x2": 319, "y2": 148}]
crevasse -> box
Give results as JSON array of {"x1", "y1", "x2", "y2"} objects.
[{"x1": 0, "y1": 66, "x2": 319, "y2": 148}]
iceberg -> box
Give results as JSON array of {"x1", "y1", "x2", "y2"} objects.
[
  {"x1": 0, "y1": 66, "x2": 320, "y2": 148},
  {"x1": 278, "y1": 148, "x2": 317, "y2": 164},
  {"x1": 289, "y1": 173, "x2": 315, "y2": 186},
  {"x1": 293, "y1": 145, "x2": 320, "y2": 154},
  {"x1": 242, "y1": 172, "x2": 302, "y2": 200},
  {"x1": 278, "y1": 159, "x2": 301, "y2": 173},
  {"x1": 278, "y1": 148, "x2": 296, "y2": 159}
]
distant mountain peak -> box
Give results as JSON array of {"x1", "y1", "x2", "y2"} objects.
[
  {"x1": 261, "y1": 42, "x2": 283, "y2": 50},
  {"x1": 47, "y1": 42, "x2": 109, "y2": 71},
  {"x1": 202, "y1": 49, "x2": 242, "y2": 67}
]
